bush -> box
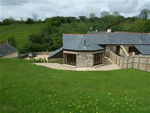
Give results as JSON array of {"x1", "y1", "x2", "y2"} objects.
[
  {"x1": 26, "y1": 58, "x2": 63, "y2": 64},
  {"x1": 29, "y1": 33, "x2": 43, "y2": 44},
  {"x1": 28, "y1": 43, "x2": 45, "y2": 52},
  {"x1": 52, "y1": 20, "x2": 62, "y2": 27},
  {"x1": 26, "y1": 18, "x2": 34, "y2": 24},
  {"x1": 7, "y1": 36, "x2": 17, "y2": 48}
]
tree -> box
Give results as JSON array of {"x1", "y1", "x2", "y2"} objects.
[
  {"x1": 45, "y1": 18, "x2": 53, "y2": 27},
  {"x1": 2, "y1": 19, "x2": 14, "y2": 25},
  {"x1": 32, "y1": 13, "x2": 38, "y2": 21},
  {"x1": 112, "y1": 11, "x2": 120, "y2": 17},
  {"x1": 26, "y1": 18, "x2": 34, "y2": 24},
  {"x1": 52, "y1": 20, "x2": 62, "y2": 27},
  {"x1": 130, "y1": 19, "x2": 147, "y2": 32},
  {"x1": 29, "y1": 33, "x2": 43, "y2": 44},
  {"x1": 90, "y1": 13, "x2": 95, "y2": 18},
  {"x1": 79, "y1": 16, "x2": 86, "y2": 22},
  {"x1": 7, "y1": 36, "x2": 17, "y2": 48},
  {"x1": 139, "y1": 9, "x2": 150, "y2": 20},
  {"x1": 9, "y1": 17, "x2": 15, "y2": 21},
  {"x1": 100, "y1": 11, "x2": 110, "y2": 18},
  {"x1": 26, "y1": 43, "x2": 45, "y2": 52}
]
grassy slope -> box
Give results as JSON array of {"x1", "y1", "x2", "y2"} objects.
[
  {"x1": 0, "y1": 59, "x2": 150, "y2": 113},
  {"x1": 0, "y1": 22, "x2": 101, "y2": 49},
  {"x1": 0, "y1": 23, "x2": 46, "y2": 49}
]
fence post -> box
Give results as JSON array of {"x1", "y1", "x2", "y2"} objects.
[
  {"x1": 138, "y1": 57, "x2": 141, "y2": 69},
  {"x1": 132, "y1": 57, "x2": 134, "y2": 68},
  {"x1": 122, "y1": 59, "x2": 124, "y2": 68},
  {"x1": 127, "y1": 58, "x2": 129, "y2": 68},
  {"x1": 119, "y1": 57, "x2": 120, "y2": 67},
  {"x1": 116, "y1": 55, "x2": 117, "y2": 64},
  {"x1": 110, "y1": 51, "x2": 112, "y2": 60},
  {"x1": 145, "y1": 57, "x2": 149, "y2": 71}
]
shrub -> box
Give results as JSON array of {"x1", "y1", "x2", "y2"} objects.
[
  {"x1": 26, "y1": 18, "x2": 34, "y2": 24},
  {"x1": 29, "y1": 33, "x2": 43, "y2": 44},
  {"x1": 27, "y1": 43, "x2": 46, "y2": 52},
  {"x1": 26, "y1": 58, "x2": 63, "y2": 64}
]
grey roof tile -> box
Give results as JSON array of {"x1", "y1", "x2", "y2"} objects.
[
  {"x1": 0, "y1": 44, "x2": 18, "y2": 57},
  {"x1": 134, "y1": 45, "x2": 150, "y2": 55},
  {"x1": 49, "y1": 33, "x2": 150, "y2": 58},
  {"x1": 47, "y1": 47, "x2": 63, "y2": 59},
  {"x1": 63, "y1": 35, "x2": 104, "y2": 51}
]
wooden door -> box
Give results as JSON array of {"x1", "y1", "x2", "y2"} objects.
[
  {"x1": 93, "y1": 53, "x2": 103, "y2": 66},
  {"x1": 64, "y1": 53, "x2": 76, "y2": 66}
]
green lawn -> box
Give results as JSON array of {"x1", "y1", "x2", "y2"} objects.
[
  {"x1": 0, "y1": 23, "x2": 46, "y2": 49},
  {"x1": 0, "y1": 59, "x2": 150, "y2": 113}
]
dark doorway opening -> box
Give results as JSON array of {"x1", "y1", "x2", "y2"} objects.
[
  {"x1": 93, "y1": 53, "x2": 103, "y2": 66},
  {"x1": 64, "y1": 53, "x2": 76, "y2": 66}
]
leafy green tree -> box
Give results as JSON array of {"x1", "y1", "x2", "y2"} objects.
[
  {"x1": 130, "y1": 19, "x2": 147, "y2": 32},
  {"x1": 143, "y1": 20, "x2": 150, "y2": 32},
  {"x1": 52, "y1": 20, "x2": 62, "y2": 27},
  {"x1": 2, "y1": 19, "x2": 14, "y2": 25},
  {"x1": 26, "y1": 18, "x2": 34, "y2": 24},
  {"x1": 29, "y1": 33, "x2": 43, "y2": 44},
  {"x1": 7, "y1": 36, "x2": 17, "y2": 48},
  {"x1": 26, "y1": 43, "x2": 45, "y2": 52},
  {"x1": 79, "y1": 16, "x2": 86, "y2": 22}
]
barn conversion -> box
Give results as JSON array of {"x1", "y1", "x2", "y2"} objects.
[{"x1": 48, "y1": 31, "x2": 150, "y2": 67}]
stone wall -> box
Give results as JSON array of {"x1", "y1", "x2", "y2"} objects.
[
  {"x1": 2, "y1": 52, "x2": 18, "y2": 58},
  {"x1": 63, "y1": 50, "x2": 104, "y2": 67},
  {"x1": 105, "y1": 46, "x2": 111, "y2": 57}
]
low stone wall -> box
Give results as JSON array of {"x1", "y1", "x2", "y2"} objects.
[{"x1": 110, "y1": 51, "x2": 150, "y2": 72}]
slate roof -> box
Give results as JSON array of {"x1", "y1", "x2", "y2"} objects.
[
  {"x1": 134, "y1": 45, "x2": 150, "y2": 55},
  {"x1": 108, "y1": 33, "x2": 150, "y2": 45},
  {"x1": 0, "y1": 44, "x2": 18, "y2": 57},
  {"x1": 63, "y1": 35, "x2": 104, "y2": 51},
  {"x1": 63, "y1": 33, "x2": 150, "y2": 45},
  {"x1": 47, "y1": 47, "x2": 63, "y2": 59},
  {"x1": 48, "y1": 33, "x2": 150, "y2": 58}
]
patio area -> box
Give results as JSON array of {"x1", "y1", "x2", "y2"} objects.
[{"x1": 34, "y1": 58, "x2": 121, "y2": 71}]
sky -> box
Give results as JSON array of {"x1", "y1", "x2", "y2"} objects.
[{"x1": 0, "y1": 0, "x2": 150, "y2": 21}]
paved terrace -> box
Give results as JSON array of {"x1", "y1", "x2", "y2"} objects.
[{"x1": 34, "y1": 58, "x2": 121, "y2": 71}]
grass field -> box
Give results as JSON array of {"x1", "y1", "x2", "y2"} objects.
[
  {"x1": 0, "y1": 22, "x2": 101, "y2": 50},
  {"x1": 0, "y1": 23, "x2": 46, "y2": 49},
  {"x1": 0, "y1": 59, "x2": 150, "y2": 113}
]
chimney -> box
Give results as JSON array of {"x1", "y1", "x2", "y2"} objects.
[
  {"x1": 90, "y1": 27, "x2": 93, "y2": 31},
  {"x1": 6, "y1": 40, "x2": 9, "y2": 44},
  {"x1": 107, "y1": 29, "x2": 111, "y2": 33}
]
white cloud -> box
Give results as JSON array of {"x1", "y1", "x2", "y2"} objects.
[{"x1": 0, "y1": 0, "x2": 150, "y2": 21}]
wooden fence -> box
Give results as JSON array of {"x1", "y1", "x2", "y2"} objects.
[{"x1": 109, "y1": 51, "x2": 150, "y2": 72}]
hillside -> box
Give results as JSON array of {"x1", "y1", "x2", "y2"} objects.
[
  {"x1": 0, "y1": 22, "x2": 100, "y2": 49},
  {"x1": 0, "y1": 23, "x2": 46, "y2": 49}
]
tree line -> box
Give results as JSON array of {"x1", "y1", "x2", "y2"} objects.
[{"x1": 0, "y1": 9, "x2": 150, "y2": 54}]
